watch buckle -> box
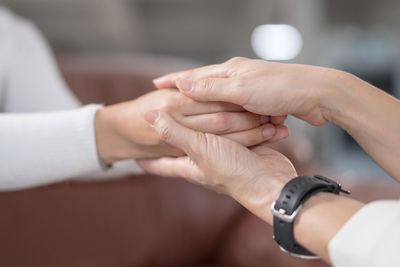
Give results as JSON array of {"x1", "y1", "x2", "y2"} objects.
[{"x1": 270, "y1": 201, "x2": 303, "y2": 223}]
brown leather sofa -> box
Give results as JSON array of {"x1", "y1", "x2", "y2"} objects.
[{"x1": 1, "y1": 54, "x2": 399, "y2": 267}]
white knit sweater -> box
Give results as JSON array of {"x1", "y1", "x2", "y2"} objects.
[{"x1": 0, "y1": 7, "x2": 141, "y2": 191}]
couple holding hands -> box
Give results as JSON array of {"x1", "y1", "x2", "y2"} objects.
[{"x1": 1, "y1": 7, "x2": 399, "y2": 266}]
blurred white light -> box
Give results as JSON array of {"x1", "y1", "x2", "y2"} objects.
[{"x1": 251, "y1": 24, "x2": 303, "y2": 61}]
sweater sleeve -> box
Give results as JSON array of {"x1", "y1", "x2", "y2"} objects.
[
  {"x1": 0, "y1": 105, "x2": 144, "y2": 191},
  {"x1": 0, "y1": 105, "x2": 105, "y2": 190},
  {"x1": 328, "y1": 199, "x2": 400, "y2": 267},
  {"x1": 0, "y1": 8, "x2": 143, "y2": 189},
  {"x1": 0, "y1": 7, "x2": 80, "y2": 112}
]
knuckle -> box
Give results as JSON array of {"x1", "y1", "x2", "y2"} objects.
[
  {"x1": 226, "y1": 57, "x2": 247, "y2": 65},
  {"x1": 223, "y1": 57, "x2": 250, "y2": 76},
  {"x1": 203, "y1": 133, "x2": 219, "y2": 151},
  {"x1": 189, "y1": 131, "x2": 206, "y2": 155},
  {"x1": 157, "y1": 124, "x2": 171, "y2": 142},
  {"x1": 198, "y1": 78, "x2": 216, "y2": 91},
  {"x1": 194, "y1": 131, "x2": 206, "y2": 144}
]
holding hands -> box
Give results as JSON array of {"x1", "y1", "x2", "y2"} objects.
[
  {"x1": 94, "y1": 88, "x2": 289, "y2": 165},
  {"x1": 146, "y1": 57, "x2": 328, "y2": 200},
  {"x1": 154, "y1": 57, "x2": 348, "y2": 126},
  {"x1": 138, "y1": 110, "x2": 296, "y2": 225},
  {"x1": 94, "y1": 56, "x2": 399, "y2": 262},
  {"x1": 139, "y1": 57, "x2": 390, "y2": 262},
  {"x1": 151, "y1": 55, "x2": 400, "y2": 185}
]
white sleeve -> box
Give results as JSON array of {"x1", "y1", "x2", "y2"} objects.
[
  {"x1": 0, "y1": 104, "x2": 143, "y2": 191},
  {"x1": 0, "y1": 7, "x2": 80, "y2": 112},
  {"x1": 0, "y1": 8, "x2": 143, "y2": 188},
  {"x1": 329, "y1": 199, "x2": 400, "y2": 267},
  {"x1": 0, "y1": 105, "x2": 102, "y2": 190}
]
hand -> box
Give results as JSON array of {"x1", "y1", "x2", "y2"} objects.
[
  {"x1": 137, "y1": 110, "x2": 297, "y2": 224},
  {"x1": 153, "y1": 57, "x2": 348, "y2": 126},
  {"x1": 95, "y1": 89, "x2": 289, "y2": 164}
]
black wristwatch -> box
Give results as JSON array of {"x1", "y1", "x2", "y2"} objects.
[{"x1": 270, "y1": 175, "x2": 350, "y2": 259}]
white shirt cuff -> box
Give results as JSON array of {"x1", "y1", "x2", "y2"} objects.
[{"x1": 329, "y1": 199, "x2": 400, "y2": 267}]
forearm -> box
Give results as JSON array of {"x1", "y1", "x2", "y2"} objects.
[
  {"x1": 240, "y1": 181, "x2": 363, "y2": 263},
  {"x1": 321, "y1": 70, "x2": 400, "y2": 180},
  {"x1": 293, "y1": 193, "x2": 363, "y2": 262}
]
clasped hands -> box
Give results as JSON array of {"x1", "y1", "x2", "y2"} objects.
[{"x1": 94, "y1": 57, "x2": 343, "y2": 224}]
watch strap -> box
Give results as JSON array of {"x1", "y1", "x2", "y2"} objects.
[{"x1": 272, "y1": 175, "x2": 349, "y2": 258}]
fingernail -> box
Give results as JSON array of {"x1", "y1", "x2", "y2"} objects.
[
  {"x1": 262, "y1": 124, "x2": 275, "y2": 138},
  {"x1": 177, "y1": 78, "x2": 193, "y2": 92},
  {"x1": 144, "y1": 110, "x2": 160, "y2": 125},
  {"x1": 260, "y1": 116, "x2": 270, "y2": 124}
]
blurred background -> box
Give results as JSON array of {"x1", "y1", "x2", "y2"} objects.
[
  {"x1": 2, "y1": 0, "x2": 400, "y2": 182},
  {"x1": 1, "y1": 1, "x2": 400, "y2": 266}
]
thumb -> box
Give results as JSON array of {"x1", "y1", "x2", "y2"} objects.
[
  {"x1": 144, "y1": 110, "x2": 202, "y2": 157},
  {"x1": 177, "y1": 77, "x2": 245, "y2": 106}
]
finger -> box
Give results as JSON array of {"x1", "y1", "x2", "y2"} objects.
[
  {"x1": 271, "y1": 115, "x2": 288, "y2": 125},
  {"x1": 250, "y1": 143, "x2": 277, "y2": 157},
  {"x1": 221, "y1": 123, "x2": 277, "y2": 147},
  {"x1": 177, "y1": 77, "x2": 247, "y2": 106},
  {"x1": 181, "y1": 112, "x2": 263, "y2": 134},
  {"x1": 265, "y1": 124, "x2": 290, "y2": 143},
  {"x1": 153, "y1": 63, "x2": 226, "y2": 89},
  {"x1": 176, "y1": 96, "x2": 245, "y2": 116},
  {"x1": 137, "y1": 156, "x2": 200, "y2": 179},
  {"x1": 153, "y1": 70, "x2": 187, "y2": 89},
  {"x1": 143, "y1": 89, "x2": 244, "y2": 116},
  {"x1": 144, "y1": 110, "x2": 202, "y2": 157}
]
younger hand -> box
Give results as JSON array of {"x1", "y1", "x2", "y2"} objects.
[{"x1": 95, "y1": 89, "x2": 289, "y2": 164}]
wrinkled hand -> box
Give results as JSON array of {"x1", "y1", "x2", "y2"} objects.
[
  {"x1": 138, "y1": 110, "x2": 297, "y2": 223},
  {"x1": 95, "y1": 89, "x2": 289, "y2": 164},
  {"x1": 154, "y1": 57, "x2": 344, "y2": 126}
]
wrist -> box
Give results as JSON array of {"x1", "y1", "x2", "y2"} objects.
[
  {"x1": 94, "y1": 107, "x2": 139, "y2": 164},
  {"x1": 94, "y1": 107, "x2": 118, "y2": 164},
  {"x1": 293, "y1": 192, "x2": 363, "y2": 261},
  {"x1": 317, "y1": 69, "x2": 361, "y2": 129},
  {"x1": 239, "y1": 172, "x2": 294, "y2": 225},
  {"x1": 270, "y1": 175, "x2": 359, "y2": 261}
]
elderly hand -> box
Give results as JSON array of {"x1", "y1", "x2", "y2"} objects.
[
  {"x1": 95, "y1": 89, "x2": 289, "y2": 164},
  {"x1": 137, "y1": 110, "x2": 296, "y2": 224},
  {"x1": 138, "y1": 110, "x2": 365, "y2": 263},
  {"x1": 154, "y1": 57, "x2": 349, "y2": 126}
]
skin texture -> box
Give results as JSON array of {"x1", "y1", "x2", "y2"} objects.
[
  {"x1": 154, "y1": 57, "x2": 328, "y2": 126},
  {"x1": 154, "y1": 57, "x2": 400, "y2": 181},
  {"x1": 138, "y1": 110, "x2": 363, "y2": 263},
  {"x1": 94, "y1": 89, "x2": 290, "y2": 164},
  {"x1": 144, "y1": 57, "x2": 400, "y2": 262}
]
